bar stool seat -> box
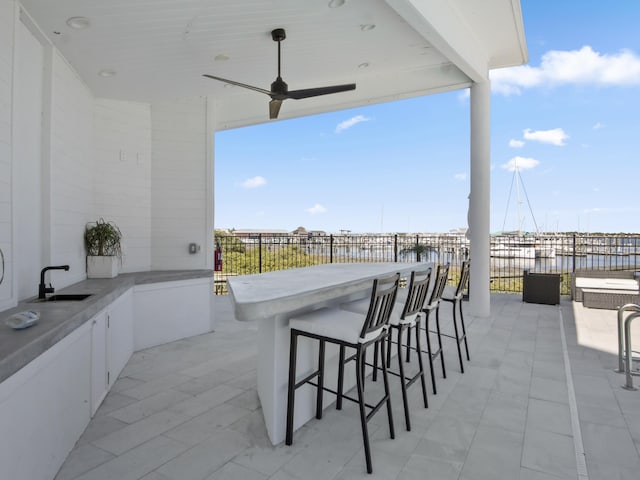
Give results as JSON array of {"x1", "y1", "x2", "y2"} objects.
[
  {"x1": 289, "y1": 308, "x2": 386, "y2": 344},
  {"x1": 286, "y1": 273, "x2": 400, "y2": 474}
]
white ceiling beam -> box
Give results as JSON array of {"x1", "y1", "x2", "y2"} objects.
[{"x1": 385, "y1": 0, "x2": 489, "y2": 83}]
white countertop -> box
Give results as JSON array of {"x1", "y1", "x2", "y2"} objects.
[{"x1": 227, "y1": 262, "x2": 428, "y2": 321}]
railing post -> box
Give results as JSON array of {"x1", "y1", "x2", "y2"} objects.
[
  {"x1": 259, "y1": 234, "x2": 263, "y2": 273},
  {"x1": 572, "y1": 234, "x2": 576, "y2": 273},
  {"x1": 394, "y1": 234, "x2": 398, "y2": 262},
  {"x1": 329, "y1": 234, "x2": 334, "y2": 264},
  {"x1": 415, "y1": 235, "x2": 420, "y2": 262}
]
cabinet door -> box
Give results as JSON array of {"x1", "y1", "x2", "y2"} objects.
[
  {"x1": 90, "y1": 309, "x2": 109, "y2": 416},
  {"x1": 108, "y1": 289, "x2": 134, "y2": 384}
]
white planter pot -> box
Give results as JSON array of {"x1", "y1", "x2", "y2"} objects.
[{"x1": 87, "y1": 256, "x2": 119, "y2": 278}]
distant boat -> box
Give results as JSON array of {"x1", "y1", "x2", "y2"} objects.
[{"x1": 490, "y1": 241, "x2": 535, "y2": 259}]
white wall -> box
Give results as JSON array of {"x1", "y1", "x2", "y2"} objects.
[
  {"x1": 93, "y1": 99, "x2": 152, "y2": 272},
  {"x1": 48, "y1": 51, "x2": 94, "y2": 286},
  {"x1": 0, "y1": 0, "x2": 15, "y2": 310},
  {"x1": 151, "y1": 97, "x2": 211, "y2": 270},
  {"x1": 13, "y1": 17, "x2": 43, "y2": 300}
]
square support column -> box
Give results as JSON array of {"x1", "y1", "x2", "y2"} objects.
[{"x1": 469, "y1": 81, "x2": 491, "y2": 317}]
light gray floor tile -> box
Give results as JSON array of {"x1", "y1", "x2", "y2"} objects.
[
  {"x1": 92, "y1": 410, "x2": 190, "y2": 455},
  {"x1": 172, "y1": 369, "x2": 237, "y2": 396},
  {"x1": 480, "y1": 390, "x2": 528, "y2": 433},
  {"x1": 55, "y1": 444, "x2": 115, "y2": 480},
  {"x1": 587, "y1": 460, "x2": 640, "y2": 480},
  {"x1": 459, "y1": 425, "x2": 523, "y2": 480},
  {"x1": 93, "y1": 392, "x2": 138, "y2": 416},
  {"x1": 205, "y1": 461, "x2": 267, "y2": 480},
  {"x1": 414, "y1": 414, "x2": 476, "y2": 464},
  {"x1": 110, "y1": 376, "x2": 145, "y2": 393},
  {"x1": 77, "y1": 414, "x2": 129, "y2": 445},
  {"x1": 519, "y1": 466, "x2": 574, "y2": 480},
  {"x1": 157, "y1": 429, "x2": 251, "y2": 480},
  {"x1": 526, "y1": 398, "x2": 572, "y2": 436},
  {"x1": 120, "y1": 373, "x2": 195, "y2": 400},
  {"x1": 398, "y1": 454, "x2": 462, "y2": 480},
  {"x1": 73, "y1": 436, "x2": 189, "y2": 480},
  {"x1": 226, "y1": 388, "x2": 260, "y2": 411},
  {"x1": 167, "y1": 384, "x2": 245, "y2": 418},
  {"x1": 164, "y1": 402, "x2": 251, "y2": 446},
  {"x1": 108, "y1": 389, "x2": 193, "y2": 424},
  {"x1": 522, "y1": 428, "x2": 577, "y2": 479},
  {"x1": 529, "y1": 376, "x2": 569, "y2": 405},
  {"x1": 581, "y1": 422, "x2": 640, "y2": 469}
]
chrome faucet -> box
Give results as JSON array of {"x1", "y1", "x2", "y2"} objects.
[{"x1": 39, "y1": 265, "x2": 70, "y2": 299}]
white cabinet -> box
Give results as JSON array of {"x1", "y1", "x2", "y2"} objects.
[
  {"x1": 108, "y1": 288, "x2": 134, "y2": 384},
  {"x1": 90, "y1": 309, "x2": 108, "y2": 415},
  {"x1": 90, "y1": 289, "x2": 134, "y2": 416}
]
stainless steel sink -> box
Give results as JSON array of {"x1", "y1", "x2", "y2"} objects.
[{"x1": 31, "y1": 294, "x2": 93, "y2": 302}]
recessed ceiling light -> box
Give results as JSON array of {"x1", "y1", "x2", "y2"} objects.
[
  {"x1": 223, "y1": 83, "x2": 234, "y2": 89},
  {"x1": 98, "y1": 69, "x2": 116, "y2": 78},
  {"x1": 360, "y1": 24, "x2": 375, "y2": 32},
  {"x1": 214, "y1": 54, "x2": 230, "y2": 62},
  {"x1": 358, "y1": 62, "x2": 370, "y2": 69},
  {"x1": 328, "y1": 0, "x2": 345, "y2": 8},
  {"x1": 66, "y1": 17, "x2": 90, "y2": 29}
]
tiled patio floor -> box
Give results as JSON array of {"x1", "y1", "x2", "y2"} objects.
[{"x1": 55, "y1": 294, "x2": 640, "y2": 480}]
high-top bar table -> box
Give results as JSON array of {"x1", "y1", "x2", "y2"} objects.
[{"x1": 227, "y1": 262, "x2": 426, "y2": 444}]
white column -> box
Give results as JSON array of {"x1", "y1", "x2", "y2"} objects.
[{"x1": 469, "y1": 81, "x2": 491, "y2": 317}]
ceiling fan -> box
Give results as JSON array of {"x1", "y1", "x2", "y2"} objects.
[{"x1": 203, "y1": 28, "x2": 356, "y2": 119}]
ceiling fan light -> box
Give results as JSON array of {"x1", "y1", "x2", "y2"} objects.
[
  {"x1": 66, "y1": 16, "x2": 90, "y2": 29},
  {"x1": 360, "y1": 24, "x2": 375, "y2": 31},
  {"x1": 328, "y1": 0, "x2": 345, "y2": 8},
  {"x1": 214, "y1": 54, "x2": 230, "y2": 62},
  {"x1": 98, "y1": 69, "x2": 116, "y2": 78}
]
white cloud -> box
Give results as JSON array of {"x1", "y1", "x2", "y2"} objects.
[
  {"x1": 241, "y1": 176, "x2": 266, "y2": 189},
  {"x1": 490, "y1": 46, "x2": 640, "y2": 95},
  {"x1": 509, "y1": 139, "x2": 525, "y2": 148},
  {"x1": 593, "y1": 122, "x2": 605, "y2": 130},
  {"x1": 501, "y1": 156, "x2": 540, "y2": 172},
  {"x1": 306, "y1": 203, "x2": 327, "y2": 215},
  {"x1": 523, "y1": 128, "x2": 569, "y2": 146},
  {"x1": 454, "y1": 173, "x2": 467, "y2": 181},
  {"x1": 335, "y1": 115, "x2": 370, "y2": 133}
]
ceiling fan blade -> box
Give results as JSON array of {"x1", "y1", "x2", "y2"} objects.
[
  {"x1": 202, "y1": 74, "x2": 272, "y2": 96},
  {"x1": 286, "y1": 83, "x2": 356, "y2": 100},
  {"x1": 269, "y1": 99, "x2": 283, "y2": 119}
]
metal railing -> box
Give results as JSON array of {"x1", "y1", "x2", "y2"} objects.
[{"x1": 214, "y1": 232, "x2": 640, "y2": 295}]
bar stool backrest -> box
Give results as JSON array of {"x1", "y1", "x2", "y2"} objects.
[
  {"x1": 401, "y1": 268, "x2": 433, "y2": 319},
  {"x1": 360, "y1": 272, "x2": 400, "y2": 343},
  {"x1": 428, "y1": 263, "x2": 450, "y2": 307},
  {"x1": 454, "y1": 260, "x2": 471, "y2": 299}
]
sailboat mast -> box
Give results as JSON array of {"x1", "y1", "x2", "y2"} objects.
[{"x1": 515, "y1": 163, "x2": 523, "y2": 234}]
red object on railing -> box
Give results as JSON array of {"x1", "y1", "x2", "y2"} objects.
[{"x1": 214, "y1": 243, "x2": 223, "y2": 271}]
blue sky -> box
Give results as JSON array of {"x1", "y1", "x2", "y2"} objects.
[{"x1": 215, "y1": 1, "x2": 640, "y2": 234}]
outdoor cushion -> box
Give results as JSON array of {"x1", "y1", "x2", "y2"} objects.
[{"x1": 575, "y1": 277, "x2": 639, "y2": 291}]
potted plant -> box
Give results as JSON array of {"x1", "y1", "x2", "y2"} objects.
[{"x1": 84, "y1": 218, "x2": 123, "y2": 278}]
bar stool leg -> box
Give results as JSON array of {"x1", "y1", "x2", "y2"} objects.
[
  {"x1": 424, "y1": 312, "x2": 437, "y2": 395},
  {"x1": 380, "y1": 337, "x2": 395, "y2": 441},
  {"x1": 355, "y1": 346, "x2": 373, "y2": 474},
  {"x1": 435, "y1": 308, "x2": 447, "y2": 378},
  {"x1": 285, "y1": 331, "x2": 298, "y2": 446},
  {"x1": 395, "y1": 326, "x2": 411, "y2": 431},
  {"x1": 316, "y1": 340, "x2": 325, "y2": 419},
  {"x1": 337, "y1": 345, "x2": 345, "y2": 410},
  {"x1": 460, "y1": 300, "x2": 470, "y2": 361},
  {"x1": 415, "y1": 317, "x2": 429, "y2": 408},
  {"x1": 452, "y1": 303, "x2": 465, "y2": 373}
]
